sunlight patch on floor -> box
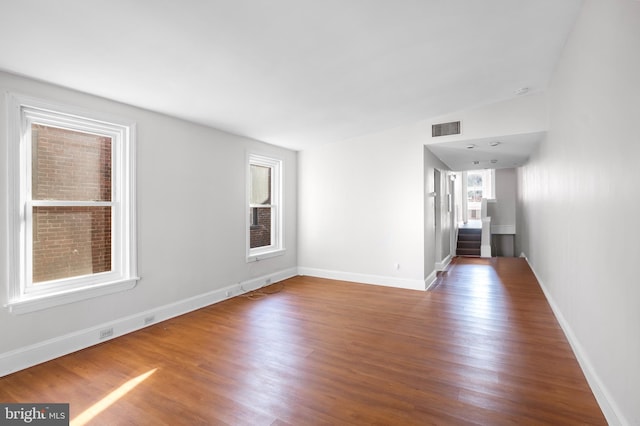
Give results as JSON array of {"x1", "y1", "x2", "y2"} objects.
[{"x1": 70, "y1": 368, "x2": 157, "y2": 426}]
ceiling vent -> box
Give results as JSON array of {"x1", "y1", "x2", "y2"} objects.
[{"x1": 432, "y1": 121, "x2": 461, "y2": 137}]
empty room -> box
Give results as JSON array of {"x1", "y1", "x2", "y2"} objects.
[{"x1": 1, "y1": 0, "x2": 638, "y2": 424}]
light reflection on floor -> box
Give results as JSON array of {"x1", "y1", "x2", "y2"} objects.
[
  {"x1": 448, "y1": 260, "x2": 509, "y2": 370},
  {"x1": 70, "y1": 368, "x2": 157, "y2": 426},
  {"x1": 238, "y1": 295, "x2": 298, "y2": 416}
]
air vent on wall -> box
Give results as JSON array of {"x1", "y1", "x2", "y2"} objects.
[{"x1": 432, "y1": 121, "x2": 461, "y2": 137}]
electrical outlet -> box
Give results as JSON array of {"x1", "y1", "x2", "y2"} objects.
[
  {"x1": 99, "y1": 327, "x2": 114, "y2": 340},
  {"x1": 144, "y1": 315, "x2": 155, "y2": 325}
]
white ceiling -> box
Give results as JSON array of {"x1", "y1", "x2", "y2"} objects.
[
  {"x1": 427, "y1": 131, "x2": 546, "y2": 171},
  {"x1": 0, "y1": 1, "x2": 582, "y2": 151}
]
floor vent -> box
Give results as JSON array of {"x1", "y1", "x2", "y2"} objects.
[{"x1": 432, "y1": 121, "x2": 461, "y2": 137}]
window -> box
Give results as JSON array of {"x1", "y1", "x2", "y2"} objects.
[
  {"x1": 247, "y1": 154, "x2": 284, "y2": 261},
  {"x1": 466, "y1": 169, "x2": 494, "y2": 220},
  {"x1": 6, "y1": 94, "x2": 138, "y2": 313}
]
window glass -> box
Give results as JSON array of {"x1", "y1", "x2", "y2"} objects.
[
  {"x1": 250, "y1": 164, "x2": 272, "y2": 249},
  {"x1": 31, "y1": 124, "x2": 112, "y2": 202},
  {"x1": 467, "y1": 174, "x2": 482, "y2": 187},
  {"x1": 250, "y1": 165, "x2": 271, "y2": 205},
  {"x1": 32, "y1": 206, "x2": 111, "y2": 283},
  {"x1": 250, "y1": 207, "x2": 272, "y2": 249}
]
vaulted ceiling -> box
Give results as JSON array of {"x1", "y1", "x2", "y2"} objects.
[{"x1": 0, "y1": 0, "x2": 582, "y2": 151}]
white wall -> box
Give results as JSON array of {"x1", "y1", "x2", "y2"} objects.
[
  {"x1": 0, "y1": 72, "x2": 297, "y2": 371},
  {"x1": 489, "y1": 168, "x2": 517, "y2": 234},
  {"x1": 517, "y1": 1, "x2": 640, "y2": 424},
  {"x1": 424, "y1": 150, "x2": 451, "y2": 277},
  {"x1": 298, "y1": 122, "x2": 428, "y2": 289}
]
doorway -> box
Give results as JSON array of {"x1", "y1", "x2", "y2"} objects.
[{"x1": 465, "y1": 169, "x2": 494, "y2": 222}]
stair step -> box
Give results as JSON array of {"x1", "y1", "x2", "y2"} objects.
[
  {"x1": 458, "y1": 228, "x2": 481, "y2": 233},
  {"x1": 457, "y1": 248, "x2": 481, "y2": 256},
  {"x1": 457, "y1": 241, "x2": 481, "y2": 249},
  {"x1": 457, "y1": 226, "x2": 482, "y2": 257},
  {"x1": 458, "y1": 233, "x2": 481, "y2": 241}
]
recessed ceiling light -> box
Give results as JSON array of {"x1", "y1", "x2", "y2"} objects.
[
  {"x1": 489, "y1": 141, "x2": 500, "y2": 147},
  {"x1": 466, "y1": 144, "x2": 476, "y2": 149}
]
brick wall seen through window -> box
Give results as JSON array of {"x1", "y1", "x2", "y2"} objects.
[{"x1": 31, "y1": 124, "x2": 112, "y2": 283}]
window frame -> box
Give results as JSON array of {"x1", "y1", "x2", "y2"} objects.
[
  {"x1": 246, "y1": 153, "x2": 284, "y2": 262},
  {"x1": 6, "y1": 94, "x2": 139, "y2": 314}
]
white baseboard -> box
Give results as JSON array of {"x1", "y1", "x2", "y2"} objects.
[
  {"x1": 424, "y1": 270, "x2": 438, "y2": 291},
  {"x1": 298, "y1": 267, "x2": 427, "y2": 291},
  {"x1": 0, "y1": 267, "x2": 298, "y2": 378},
  {"x1": 435, "y1": 254, "x2": 452, "y2": 272},
  {"x1": 521, "y1": 254, "x2": 626, "y2": 426}
]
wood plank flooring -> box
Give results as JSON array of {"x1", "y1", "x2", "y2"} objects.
[{"x1": 0, "y1": 257, "x2": 606, "y2": 425}]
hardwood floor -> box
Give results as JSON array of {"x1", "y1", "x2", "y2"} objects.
[{"x1": 0, "y1": 257, "x2": 606, "y2": 425}]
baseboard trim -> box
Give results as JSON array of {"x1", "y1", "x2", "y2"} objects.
[
  {"x1": 298, "y1": 267, "x2": 427, "y2": 291},
  {"x1": 0, "y1": 267, "x2": 298, "y2": 378},
  {"x1": 435, "y1": 254, "x2": 452, "y2": 272},
  {"x1": 521, "y1": 254, "x2": 626, "y2": 426},
  {"x1": 424, "y1": 270, "x2": 438, "y2": 291}
]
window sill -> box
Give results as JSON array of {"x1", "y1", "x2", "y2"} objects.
[
  {"x1": 247, "y1": 248, "x2": 286, "y2": 263},
  {"x1": 5, "y1": 277, "x2": 140, "y2": 315}
]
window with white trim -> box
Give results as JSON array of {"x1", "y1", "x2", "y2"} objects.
[
  {"x1": 247, "y1": 154, "x2": 284, "y2": 261},
  {"x1": 466, "y1": 169, "x2": 495, "y2": 220},
  {"x1": 6, "y1": 94, "x2": 138, "y2": 314}
]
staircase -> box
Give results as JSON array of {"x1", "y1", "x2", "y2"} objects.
[{"x1": 457, "y1": 227, "x2": 481, "y2": 257}]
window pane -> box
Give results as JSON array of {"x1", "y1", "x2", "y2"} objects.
[
  {"x1": 468, "y1": 190, "x2": 483, "y2": 202},
  {"x1": 32, "y1": 206, "x2": 111, "y2": 283},
  {"x1": 249, "y1": 207, "x2": 272, "y2": 248},
  {"x1": 250, "y1": 165, "x2": 271, "y2": 205},
  {"x1": 32, "y1": 124, "x2": 112, "y2": 201},
  {"x1": 467, "y1": 174, "x2": 482, "y2": 187}
]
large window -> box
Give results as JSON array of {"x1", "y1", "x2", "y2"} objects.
[
  {"x1": 7, "y1": 95, "x2": 138, "y2": 313},
  {"x1": 247, "y1": 154, "x2": 284, "y2": 261},
  {"x1": 466, "y1": 169, "x2": 494, "y2": 220}
]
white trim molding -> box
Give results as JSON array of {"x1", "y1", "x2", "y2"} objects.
[
  {"x1": 246, "y1": 153, "x2": 284, "y2": 262},
  {"x1": 5, "y1": 93, "x2": 138, "y2": 313},
  {"x1": 6, "y1": 279, "x2": 138, "y2": 315},
  {"x1": 521, "y1": 254, "x2": 627, "y2": 426},
  {"x1": 424, "y1": 270, "x2": 438, "y2": 291},
  {"x1": 435, "y1": 254, "x2": 452, "y2": 272},
  {"x1": 0, "y1": 267, "x2": 298, "y2": 378}
]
